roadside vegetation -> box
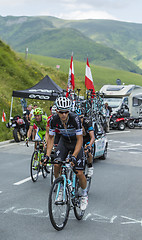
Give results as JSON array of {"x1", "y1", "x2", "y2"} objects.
[{"x1": 1, "y1": 40, "x2": 142, "y2": 142}]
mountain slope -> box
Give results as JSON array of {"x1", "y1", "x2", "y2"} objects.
[
  {"x1": 47, "y1": 18, "x2": 142, "y2": 64},
  {"x1": 0, "y1": 39, "x2": 67, "y2": 141},
  {"x1": 0, "y1": 16, "x2": 141, "y2": 73}
]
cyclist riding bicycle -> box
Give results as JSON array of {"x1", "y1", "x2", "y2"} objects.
[
  {"x1": 76, "y1": 109, "x2": 95, "y2": 177},
  {"x1": 26, "y1": 107, "x2": 48, "y2": 149},
  {"x1": 44, "y1": 96, "x2": 88, "y2": 211}
]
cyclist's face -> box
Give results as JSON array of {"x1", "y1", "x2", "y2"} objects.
[
  {"x1": 34, "y1": 114, "x2": 42, "y2": 122},
  {"x1": 57, "y1": 111, "x2": 69, "y2": 121}
]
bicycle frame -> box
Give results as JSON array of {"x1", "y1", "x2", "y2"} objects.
[{"x1": 55, "y1": 162, "x2": 76, "y2": 203}]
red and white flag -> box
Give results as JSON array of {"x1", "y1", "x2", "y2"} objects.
[
  {"x1": 2, "y1": 110, "x2": 6, "y2": 122},
  {"x1": 66, "y1": 54, "x2": 75, "y2": 97},
  {"x1": 85, "y1": 58, "x2": 95, "y2": 93}
]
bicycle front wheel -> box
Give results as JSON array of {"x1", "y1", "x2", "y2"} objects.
[
  {"x1": 74, "y1": 177, "x2": 85, "y2": 220},
  {"x1": 48, "y1": 176, "x2": 70, "y2": 231},
  {"x1": 50, "y1": 164, "x2": 55, "y2": 185},
  {"x1": 30, "y1": 151, "x2": 40, "y2": 182}
]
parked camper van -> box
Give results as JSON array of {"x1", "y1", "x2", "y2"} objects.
[
  {"x1": 129, "y1": 89, "x2": 142, "y2": 118},
  {"x1": 99, "y1": 84, "x2": 142, "y2": 117}
]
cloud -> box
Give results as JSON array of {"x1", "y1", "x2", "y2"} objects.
[
  {"x1": 41, "y1": 1, "x2": 117, "y2": 20},
  {"x1": 0, "y1": 0, "x2": 141, "y2": 23},
  {"x1": 58, "y1": 10, "x2": 117, "y2": 20}
]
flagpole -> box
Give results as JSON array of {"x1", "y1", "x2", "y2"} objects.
[{"x1": 9, "y1": 96, "x2": 13, "y2": 122}]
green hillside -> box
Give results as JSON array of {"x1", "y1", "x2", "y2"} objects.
[
  {"x1": 45, "y1": 17, "x2": 142, "y2": 66},
  {"x1": 0, "y1": 16, "x2": 141, "y2": 74},
  {"x1": 20, "y1": 53, "x2": 142, "y2": 91},
  {"x1": 0, "y1": 40, "x2": 67, "y2": 141}
]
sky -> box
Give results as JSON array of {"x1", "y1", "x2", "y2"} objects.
[{"x1": 0, "y1": 0, "x2": 142, "y2": 24}]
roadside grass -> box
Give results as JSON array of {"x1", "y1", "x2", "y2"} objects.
[{"x1": 19, "y1": 53, "x2": 142, "y2": 92}]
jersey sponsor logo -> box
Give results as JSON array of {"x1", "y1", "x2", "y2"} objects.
[
  {"x1": 56, "y1": 150, "x2": 60, "y2": 156},
  {"x1": 77, "y1": 159, "x2": 81, "y2": 165}
]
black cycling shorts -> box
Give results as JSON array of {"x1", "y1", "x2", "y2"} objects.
[{"x1": 54, "y1": 137, "x2": 85, "y2": 171}]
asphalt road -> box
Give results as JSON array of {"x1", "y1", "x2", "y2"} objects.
[{"x1": 0, "y1": 129, "x2": 142, "y2": 240}]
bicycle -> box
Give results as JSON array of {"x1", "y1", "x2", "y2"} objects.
[
  {"x1": 48, "y1": 156, "x2": 85, "y2": 231},
  {"x1": 28, "y1": 140, "x2": 50, "y2": 182}
]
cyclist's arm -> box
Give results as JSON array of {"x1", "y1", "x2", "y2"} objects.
[
  {"x1": 72, "y1": 134, "x2": 83, "y2": 158},
  {"x1": 45, "y1": 125, "x2": 49, "y2": 144},
  {"x1": 46, "y1": 134, "x2": 54, "y2": 157},
  {"x1": 88, "y1": 130, "x2": 95, "y2": 148}
]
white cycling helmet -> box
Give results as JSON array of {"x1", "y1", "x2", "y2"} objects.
[
  {"x1": 51, "y1": 105, "x2": 57, "y2": 114},
  {"x1": 55, "y1": 96, "x2": 72, "y2": 111}
]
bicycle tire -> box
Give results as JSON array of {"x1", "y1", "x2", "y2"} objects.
[
  {"x1": 73, "y1": 177, "x2": 85, "y2": 220},
  {"x1": 42, "y1": 165, "x2": 48, "y2": 178},
  {"x1": 30, "y1": 151, "x2": 40, "y2": 182},
  {"x1": 50, "y1": 164, "x2": 55, "y2": 185},
  {"x1": 48, "y1": 176, "x2": 70, "y2": 231}
]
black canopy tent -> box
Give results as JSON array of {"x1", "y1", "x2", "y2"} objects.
[
  {"x1": 12, "y1": 75, "x2": 63, "y2": 100},
  {"x1": 9, "y1": 75, "x2": 63, "y2": 120}
]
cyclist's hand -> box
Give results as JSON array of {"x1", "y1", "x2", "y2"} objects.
[
  {"x1": 71, "y1": 156, "x2": 76, "y2": 166},
  {"x1": 43, "y1": 155, "x2": 49, "y2": 164},
  {"x1": 85, "y1": 145, "x2": 91, "y2": 153}
]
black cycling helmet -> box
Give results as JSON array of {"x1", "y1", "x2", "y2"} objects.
[{"x1": 55, "y1": 96, "x2": 72, "y2": 111}]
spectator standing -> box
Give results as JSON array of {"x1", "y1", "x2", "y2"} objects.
[
  {"x1": 25, "y1": 105, "x2": 32, "y2": 131},
  {"x1": 29, "y1": 104, "x2": 38, "y2": 119},
  {"x1": 104, "y1": 103, "x2": 112, "y2": 133}
]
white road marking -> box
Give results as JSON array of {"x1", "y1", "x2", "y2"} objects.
[
  {"x1": 0, "y1": 142, "x2": 16, "y2": 148},
  {"x1": 110, "y1": 215, "x2": 118, "y2": 223},
  {"x1": 13, "y1": 172, "x2": 42, "y2": 185},
  {"x1": 4, "y1": 207, "x2": 15, "y2": 213},
  {"x1": 0, "y1": 191, "x2": 2, "y2": 194},
  {"x1": 13, "y1": 177, "x2": 32, "y2": 185},
  {"x1": 84, "y1": 213, "x2": 92, "y2": 220},
  {"x1": 121, "y1": 216, "x2": 142, "y2": 225},
  {"x1": 107, "y1": 131, "x2": 130, "y2": 135},
  {"x1": 13, "y1": 208, "x2": 43, "y2": 215}
]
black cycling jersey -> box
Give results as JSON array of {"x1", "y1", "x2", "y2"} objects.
[
  {"x1": 49, "y1": 112, "x2": 82, "y2": 143},
  {"x1": 82, "y1": 117, "x2": 94, "y2": 145}
]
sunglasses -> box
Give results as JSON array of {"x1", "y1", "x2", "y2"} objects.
[{"x1": 58, "y1": 111, "x2": 69, "y2": 114}]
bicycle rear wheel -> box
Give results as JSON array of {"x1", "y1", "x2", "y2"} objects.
[
  {"x1": 73, "y1": 177, "x2": 85, "y2": 220},
  {"x1": 48, "y1": 176, "x2": 70, "y2": 231},
  {"x1": 30, "y1": 151, "x2": 40, "y2": 182}
]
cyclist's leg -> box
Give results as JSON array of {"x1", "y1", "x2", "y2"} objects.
[
  {"x1": 74, "y1": 146, "x2": 88, "y2": 210},
  {"x1": 84, "y1": 142, "x2": 94, "y2": 177},
  {"x1": 54, "y1": 137, "x2": 68, "y2": 179},
  {"x1": 75, "y1": 146, "x2": 87, "y2": 189},
  {"x1": 34, "y1": 128, "x2": 42, "y2": 150}
]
